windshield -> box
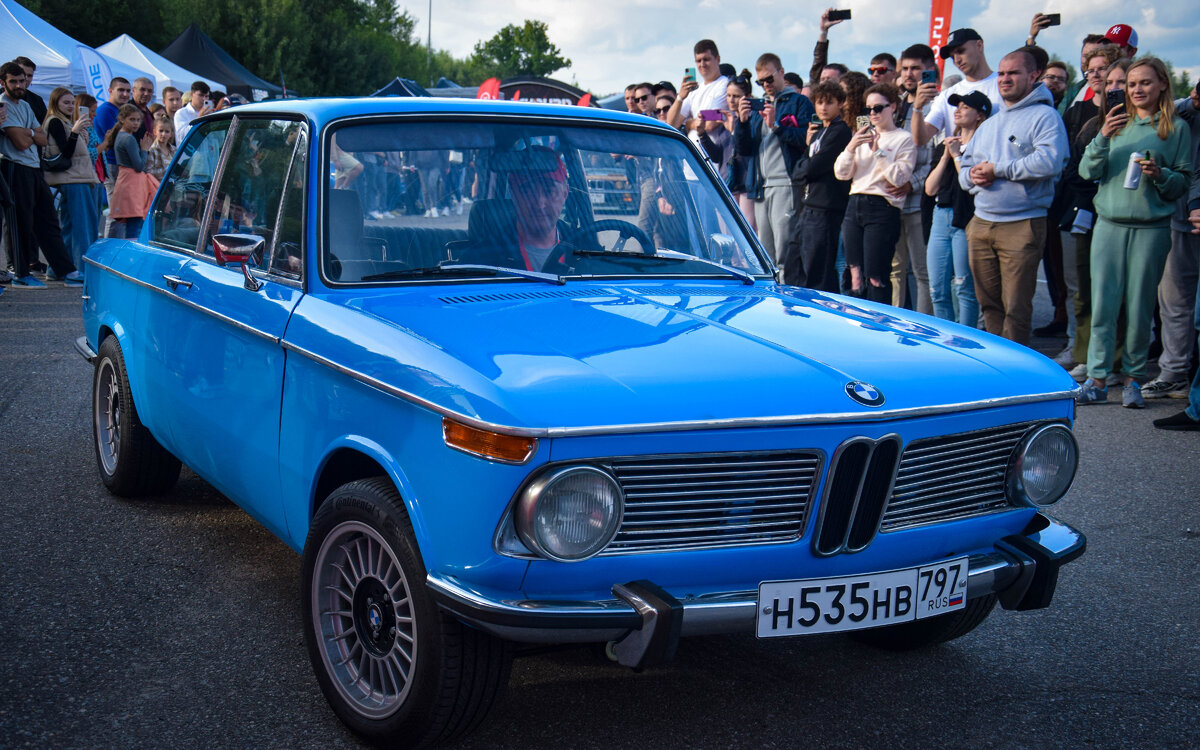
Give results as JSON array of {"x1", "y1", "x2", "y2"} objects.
[{"x1": 322, "y1": 119, "x2": 768, "y2": 284}]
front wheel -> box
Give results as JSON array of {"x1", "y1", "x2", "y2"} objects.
[
  {"x1": 850, "y1": 594, "x2": 997, "y2": 650},
  {"x1": 92, "y1": 336, "x2": 181, "y2": 496},
  {"x1": 301, "y1": 478, "x2": 511, "y2": 748}
]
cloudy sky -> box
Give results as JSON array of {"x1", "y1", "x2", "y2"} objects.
[{"x1": 407, "y1": 0, "x2": 1200, "y2": 97}]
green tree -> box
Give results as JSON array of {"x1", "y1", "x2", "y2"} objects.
[{"x1": 470, "y1": 20, "x2": 570, "y2": 79}]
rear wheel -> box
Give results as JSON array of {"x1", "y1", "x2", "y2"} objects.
[
  {"x1": 302, "y1": 478, "x2": 511, "y2": 748},
  {"x1": 92, "y1": 336, "x2": 181, "y2": 496},
  {"x1": 850, "y1": 594, "x2": 997, "y2": 650}
]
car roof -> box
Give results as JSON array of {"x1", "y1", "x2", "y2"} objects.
[{"x1": 202, "y1": 96, "x2": 676, "y2": 132}]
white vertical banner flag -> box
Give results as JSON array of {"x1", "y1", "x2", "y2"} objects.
[{"x1": 76, "y1": 45, "x2": 112, "y2": 101}]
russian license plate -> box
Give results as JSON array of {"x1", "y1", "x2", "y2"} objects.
[{"x1": 756, "y1": 558, "x2": 969, "y2": 637}]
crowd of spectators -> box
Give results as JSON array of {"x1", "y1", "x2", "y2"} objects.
[
  {"x1": 0, "y1": 65, "x2": 220, "y2": 292},
  {"x1": 618, "y1": 10, "x2": 1200, "y2": 428},
  {"x1": 2, "y1": 13, "x2": 1199, "y2": 429}
]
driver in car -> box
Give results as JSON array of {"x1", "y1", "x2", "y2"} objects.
[{"x1": 457, "y1": 146, "x2": 578, "y2": 274}]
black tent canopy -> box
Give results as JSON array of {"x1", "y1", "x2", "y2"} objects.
[
  {"x1": 161, "y1": 24, "x2": 284, "y2": 101},
  {"x1": 371, "y1": 78, "x2": 430, "y2": 97}
]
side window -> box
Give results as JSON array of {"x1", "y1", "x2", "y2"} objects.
[
  {"x1": 269, "y1": 130, "x2": 307, "y2": 279},
  {"x1": 202, "y1": 118, "x2": 304, "y2": 262},
  {"x1": 150, "y1": 120, "x2": 232, "y2": 251}
]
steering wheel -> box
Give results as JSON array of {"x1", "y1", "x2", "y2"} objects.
[{"x1": 589, "y1": 219, "x2": 655, "y2": 255}]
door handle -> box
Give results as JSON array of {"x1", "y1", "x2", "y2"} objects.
[{"x1": 163, "y1": 274, "x2": 193, "y2": 291}]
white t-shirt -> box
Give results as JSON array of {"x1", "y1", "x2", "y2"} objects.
[
  {"x1": 680, "y1": 75, "x2": 729, "y2": 157},
  {"x1": 173, "y1": 102, "x2": 202, "y2": 143},
  {"x1": 925, "y1": 72, "x2": 1002, "y2": 140},
  {"x1": 680, "y1": 76, "x2": 729, "y2": 127}
]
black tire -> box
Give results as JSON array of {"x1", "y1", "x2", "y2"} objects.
[
  {"x1": 849, "y1": 594, "x2": 997, "y2": 651},
  {"x1": 301, "y1": 478, "x2": 512, "y2": 748},
  {"x1": 92, "y1": 336, "x2": 182, "y2": 497}
]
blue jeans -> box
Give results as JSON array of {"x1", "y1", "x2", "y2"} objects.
[
  {"x1": 927, "y1": 206, "x2": 978, "y2": 327},
  {"x1": 58, "y1": 182, "x2": 101, "y2": 274}
]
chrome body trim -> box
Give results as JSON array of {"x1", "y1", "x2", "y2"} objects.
[
  {"x1": 280, "y1": 342, "x2": 1084, "y2": 440},
  {"x1": 74, "y1": 336, "x2": 97, "y2": 364},
  {"x1": 427, "y1": 514, "x2": 1084, "y2": 644},
  {"x1": 88, "y1": 260, "x2": 280, "y2": 345}
]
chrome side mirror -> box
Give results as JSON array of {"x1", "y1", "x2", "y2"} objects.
[
  {"x1": 213, "y1": 233, "x2": 265, "y2": 291},
  {"x1": 708, "y1": 233, "x2": 738, "y2": 264}
]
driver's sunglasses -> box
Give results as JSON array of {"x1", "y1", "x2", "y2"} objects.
[{"x1": 755, "y1": 74, "x2": 775, "y2": 86}]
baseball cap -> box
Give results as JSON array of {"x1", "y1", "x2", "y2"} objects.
[
  {"x1": 1104, "y1": 24, "x2": 1138, "y2": 48},
  {"x1": 506, "y1": 146, "x2": 568, "y2": 188},
  {"x1": 948, "y1": 90, "x2": 992, "y2": 118},
  {"x1": 652, "y1": 80, "x2": 677, "y2": 96},
  {"x1": 939, "y1": 28, "x2": 983, "y2": 59}
]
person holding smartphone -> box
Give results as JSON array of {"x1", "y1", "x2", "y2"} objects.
[
  {"x1": 1076, "y1": 57, "x2": 1192, "y2": 407},
  {"x1": 667, "y1": 39, "x2": 729, "y2": 153},
  {"x1": 43, "y1": 87, "x2": 100, "y2": 277},
  {"x1": 733, "y1": 52, "x2": 815, "y2": 268},
  {"x1": 785, "y1": 81, "x2": 851, "y2": 291},
  {"x1": 833, "y1": 83, "x2": 916, "y2": 302},
  {"x1": 173, "y1": 80, "x2": 215, "y2": 144}
]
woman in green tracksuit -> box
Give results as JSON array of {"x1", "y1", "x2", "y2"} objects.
[{"x1": 1077, "y1": 57, "x2": 1191, "y2": 408}]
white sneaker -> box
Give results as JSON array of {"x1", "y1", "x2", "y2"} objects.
[
  {"x1": 424, "y1": 208, "x2": 435, "y2": 218},
  {"x1": 1142, "y1": 378, "x2": 1190, "y2": 399},
  {"x1": 455, "y1": 202, "x2": 463, "y2": 216},
  {"x1": 441, "y1": 207, "x2": 451, "y2": 217},
  {"x1": 1069, "y1": 363, "x2": 1087, "y2": 382}
]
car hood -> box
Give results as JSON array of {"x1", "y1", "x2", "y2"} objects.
[{"x1": 310, "y1": 283, "x2": 1075, "y2": 434}]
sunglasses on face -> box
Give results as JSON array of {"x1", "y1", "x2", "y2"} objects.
[
  {"x1": 869, "y1": 67, "x2": 892, "y2": 75},
  {"x1": 756, "y1": 74, "x2": 775, "y2": 86},
  {"x1": 863, "y1": 104, "x2": 890, "y2": 115},
  {"x1": 634, "y1": 94, "x2": 651, "y2": 103}
]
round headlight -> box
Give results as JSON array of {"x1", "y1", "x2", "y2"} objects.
[
  {"x1": 515, "y1": 466, "x2": 624, "y2": 562},
  {"x1": 1008, "y1": 424, "x2": 1078, "y2": 507}
]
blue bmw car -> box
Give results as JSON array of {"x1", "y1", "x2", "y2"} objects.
[{"x1": 78, "y1": 98, "x2": 1084, "y2": 747}]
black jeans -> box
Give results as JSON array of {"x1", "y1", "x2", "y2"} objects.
[
  {"x1": 841, "y1": 194, "x2": 901, "y2": 304},
  {"x1": 785, "y1": 205, "x2": 845, "y2": 292},
  {"x1": 1, "y1": 160, "x2": 75, "y2": 279}
]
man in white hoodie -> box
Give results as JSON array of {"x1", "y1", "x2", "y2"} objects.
[{"x1": 958, "y1": 48, "x2": 1068, "y2": 346}]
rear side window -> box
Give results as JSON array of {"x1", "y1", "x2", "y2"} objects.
[{"x1": 150, "y1": 120, "x2": 231, "y2": 251}]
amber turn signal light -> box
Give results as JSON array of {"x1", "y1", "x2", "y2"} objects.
[{"x1": 443, "y1": 418, "x2": 537, "y2": 464}]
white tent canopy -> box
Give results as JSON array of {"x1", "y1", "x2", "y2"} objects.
[
  {"x1": 98, "y1": 34, "x2": 226, "y2": 100},
  {"x1": 1, "y1": 0, "x2": 153, "y2": 102}
]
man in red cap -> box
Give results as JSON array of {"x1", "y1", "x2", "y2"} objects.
[
  {"x1": 1103, "y1": 24, "x2": 1138, "y2": 59},
  {"x1": 457, "y1": 146, "x2": 576, "y2": 273}
]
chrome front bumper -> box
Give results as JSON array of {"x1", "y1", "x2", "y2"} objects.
[{"x1": 428, "y1": 513, "x2": 1085, "y2": 667}]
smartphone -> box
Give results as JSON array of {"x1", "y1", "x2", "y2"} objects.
[
  {"x1": 1106, "y1": 89, "x2": 1125, "y2": 110},
  {"x1": 921, "y1": 70, "x2": 938, "y2": 86},
  {"x1": 828, "y1": 9, "x2": 852, "y2": 21},
  {"x1": 748, "y1": 98, "x2": 766, "y2": 112},
  {"x1": 684, "y1": 67, "x2": 697, "y2": 82},
  {"x1": 78, "y1": 106, "x2": 89, "y2": 119},
  {"x1": 700, "y1": 109, "x2": 723, "y2": 121},
  {"x1": 1044, "y1": 13, "x2": 1061, "y2": 26},
  {"x1": 856, "y1": 115, "x2": 871, "y2": 131},
  {"x1": 810, "y1": 114, "x2": 822, "y2": 124}
]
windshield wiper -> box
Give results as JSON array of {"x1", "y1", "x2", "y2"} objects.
[
  {"x1": 362, "y1": 264, "x2": 565, "y2": 285},
  {"x1": 571, "y1": 249, "x2": 757, "y2": 285}
]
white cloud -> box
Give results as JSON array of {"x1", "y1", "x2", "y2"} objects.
[{"x1": 401, "y1": 0, "x2": 1200, "y2": 95}]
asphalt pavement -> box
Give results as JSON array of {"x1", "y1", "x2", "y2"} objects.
[{"x1": 1, "y1": 285, "x2": 1197, "y2": 749}]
